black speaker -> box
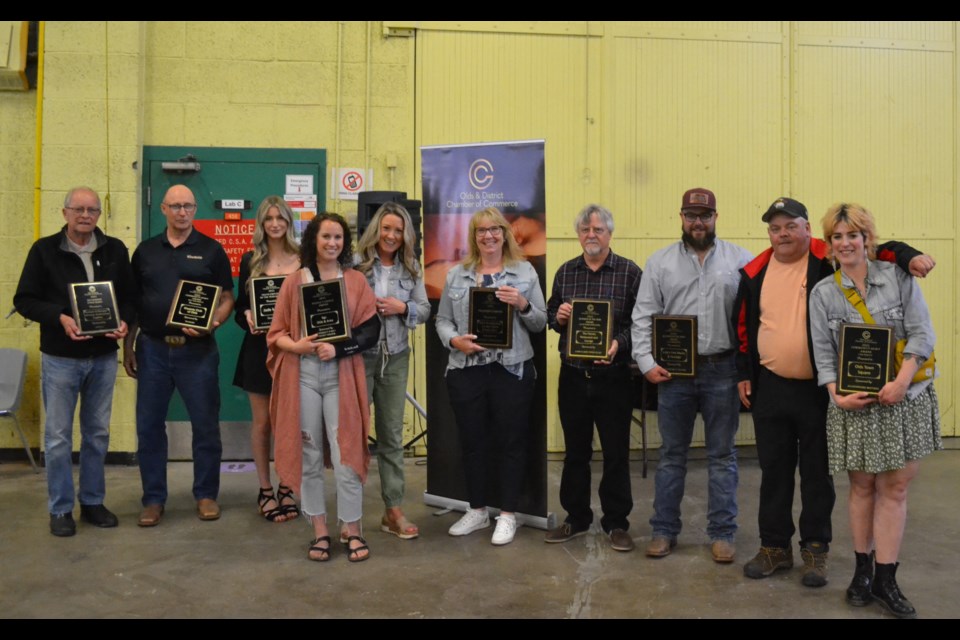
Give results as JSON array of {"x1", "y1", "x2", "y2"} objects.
[
  {"x1": 400, "y1": 198, "x2": 423, "y2": 260},
  {"x1": 356, "y1": 191, "x2": 423, "y2": 259}
]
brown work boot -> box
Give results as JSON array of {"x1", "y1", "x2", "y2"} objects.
[
  {"x1": 743, "y1": 546, "x2": 793, "y2": 578},
  {"x1": 197, "y1": 498, "x2": 221, "y2": 521},
  {"x1": 711, "y1": 539, "x2": 736, "y2": 563},
  {"x1": 800, "y1": 542, "x2": 828, "y2": 587},
  {"x1": 137, "y1": 503, "x2": 164, "y2": 527},
  {"x1": 645, "y1": 536, "x2": 676, "y2": 558}
]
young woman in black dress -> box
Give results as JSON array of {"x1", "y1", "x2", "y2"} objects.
[{"x1": 233, "y1": 196, "x2": 301, "y2": 522}]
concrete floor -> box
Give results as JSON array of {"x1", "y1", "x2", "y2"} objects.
[{"x1": 1, "y1": 445, "x2": 958, "y2": 619}]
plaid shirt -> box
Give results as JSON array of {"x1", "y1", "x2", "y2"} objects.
[{"x1": 547, "y1": 250, "x2": 642, "y2": 369}]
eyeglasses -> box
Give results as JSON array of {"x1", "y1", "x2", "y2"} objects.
[
  {"x1": 578, "y1": 226, "x2": 608, "y2": 236},
  {"x1": 65, "y1": 206, "x2": 101, "y2": 215},
  {"x1": 475, "y1": 226, "x2": 503, "y2": 238},
  {"x1": 682, "y1": 211, "x2": 715, "y2": 223},
  {"x1": 163, "y1": 202, "x2": 197, "y2": 213}
]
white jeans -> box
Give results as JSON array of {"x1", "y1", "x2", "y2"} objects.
[{"x1": 298, "y1": 355, "x2": 363, "y2": 524}]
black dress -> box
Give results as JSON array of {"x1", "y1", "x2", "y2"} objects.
[{"x1": 233, "y1": 252, "x2": 273, "y2": 395}]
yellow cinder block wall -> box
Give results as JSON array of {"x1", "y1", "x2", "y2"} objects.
[
  {"x1": 1, "y1": 20, "x2": 955, "y2": 458},
  {"x1": 1, "y1": 21, "x2": 417, "y2": 455}
]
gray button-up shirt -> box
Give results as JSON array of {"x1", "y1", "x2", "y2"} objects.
[
  {"x1": 809, "y1": 259, "x2": 936, "y2": 400},
  {"x1": 632, "y1": 238, "x2": 752, "y2": 374}
]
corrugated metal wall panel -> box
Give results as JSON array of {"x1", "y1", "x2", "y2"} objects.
[
  {"x1": 794, "y1": 41, "x2": 954, "y2": 434},
  {"x1": 798, "y1": 21, "x2": 954, "y2": 42},
  {"x1": 417, "y1": 29, "x2": 598, "y2": 450},
  {"x1": 415, "y1": 21, "x2": 957, "y2": 448},
  {"x1": 610, "y1": 34, "x2": 785, "y2": 240},
  {"x1": 417, "y1": 29, "x2": 595, "y2": 221}
]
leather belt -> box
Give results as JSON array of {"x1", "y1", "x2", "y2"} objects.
[
  {"x1": 143, "y1": 333, "x2": 208, "y2": 348},
  {"x1": 696, "y1": 350, "x2": 734, "y2": 363},
  {"x1": 562, "y1": 362, "x2": 628, "y2": 379}
]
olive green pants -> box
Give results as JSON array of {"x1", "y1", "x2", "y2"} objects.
[{"x1": 363, "y1": 347, "x2": 411, "y2": 508}]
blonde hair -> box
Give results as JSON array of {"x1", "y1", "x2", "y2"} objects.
[
  {"x1": 820, "y1": 202, "x2": 878, "y2": 261},
  {"x1": 462, "y1": 207, "x2": 525, "y2": 270},
  {"x1": 249, "y1": 196, "x2": 299, "y2": 277},
  {"x1": 355, "y1": 202, "x2": 421, "y2": 279}
]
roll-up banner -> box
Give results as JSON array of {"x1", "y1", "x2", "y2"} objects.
[{"x1": 421, "y1": 140, "x2": 551, "y2": 528}]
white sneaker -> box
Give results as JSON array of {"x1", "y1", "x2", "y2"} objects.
[
  {"x1": 491, "y1": 514, "x2": 519, "y2": 546},
  {"x1": 448, "y1": 508, "x2": 490, "y2": 536}
]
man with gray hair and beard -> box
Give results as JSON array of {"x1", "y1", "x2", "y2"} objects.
[{"x1": 545, "y1": 204, "x2": 642, "y2": 552}]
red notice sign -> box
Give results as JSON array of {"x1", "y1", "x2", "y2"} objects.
[{"x1": 194, "y1": 219, "x2": 255, "y2": 278}]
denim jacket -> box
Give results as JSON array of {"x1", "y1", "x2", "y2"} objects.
[
  {"x1": 809, "y1": 260, "x2": 936, "y2": 400},
  {"x1": 363, "y1": 255, "x2": 430, "y2": 355},
  {"x1": 435, "y1": 260, "x2": 547, "y2": 371}
]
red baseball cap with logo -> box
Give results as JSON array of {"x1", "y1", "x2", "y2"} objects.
[{"x1": 681, "y1": 188, "x2": 717, "y2": 212}]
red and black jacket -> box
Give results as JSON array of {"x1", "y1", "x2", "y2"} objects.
[{"x1": 733, "y1": 238, "x2": 920, "y2": 397}]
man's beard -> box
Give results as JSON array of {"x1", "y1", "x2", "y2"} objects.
[
  {"x1": 583, "y1": 242, "x2": 603, "y2": 257},
  {"x1": 682, "y1": 228, "x2": 716, "y2": 251}
]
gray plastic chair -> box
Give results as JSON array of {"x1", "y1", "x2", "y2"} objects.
[{"x1": 0, "y1": 348, "x2": 39, "y2": 472}]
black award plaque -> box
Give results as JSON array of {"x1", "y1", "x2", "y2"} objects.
[
  {"x1": 653, "y1": 314, "x2": 697, "y2": 377},
  {"x1": 837, "y1": 322, "x2": 894, "y2": 396},
  {"x1": 249, "y1": 275, "x2": 287, "y2": 331},
  {"x1": 469, "y1": 287, "x2": 513, "y2": 349},
  {"x1": 69, "y1": 281, "x2": 120, "y2": 336},
  {"x1": 566, "y1": 299, "x2": 612, "y2": 360},
  {"x1": 166, "y1": 280, "x2": 222, "y2": 333},
  {"x1": 300, "y1": 278, "x2": 351, "y2": 342}
]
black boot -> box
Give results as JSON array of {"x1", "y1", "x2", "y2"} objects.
[
  {"x1": 845, "y1": 551, "x2": 874, "y2": 606},
  {"x1": 872, "y1": 562, "x2": 917, "y2": 619}
]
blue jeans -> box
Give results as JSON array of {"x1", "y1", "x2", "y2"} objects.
[
  {"x1": 41, "y1": 352, "x2": 117, "y2": 515},
  {"x1": 651, "y1": 354, "x2": 740, "y2": 542},
  {"x1": 135, "y1": 335, "x2": 222, "y2": 505}
]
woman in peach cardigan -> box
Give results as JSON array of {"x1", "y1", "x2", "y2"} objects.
[{"x1": 267, "y1": 213, "x2": 380, "y2": 562}]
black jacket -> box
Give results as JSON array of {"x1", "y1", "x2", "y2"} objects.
[
  {"x1": 14, "y1": 225, "x2": 135, "y2": 358},
  {"x1": 733, "y1": 238, "x2": 920, "y2": 396}
]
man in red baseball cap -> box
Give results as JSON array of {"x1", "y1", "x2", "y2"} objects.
[{"x1": 631, "y1": 187, "x2": 752, "y2": 563}]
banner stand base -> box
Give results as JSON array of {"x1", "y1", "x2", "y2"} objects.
[{"x1": 423, "y1": 492, "x2": 556, "y2": 531}]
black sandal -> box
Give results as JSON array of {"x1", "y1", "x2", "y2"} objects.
[
  {"x1": 308, "y1": 536, "x2": 332, "y2": 562},
  {"x1": 277, "y1": 484, "x2": 300, "y2": 520},
  {"x1": 257, "y1": 487, "x2": 285, "y2": 522},
  {"x1": 346, "y1": 535, "x2": 370, "y2": 563}
]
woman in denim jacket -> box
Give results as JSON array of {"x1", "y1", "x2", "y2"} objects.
[
  {"x1": 809, "y1": 203, "x2": 941, "y2": 619},
  {"x1": 436, "y1": 207, "x2": 547, "y2": 546},
  {"x1": 355, "y1": 203, "x2": 430, "y2": 540}
]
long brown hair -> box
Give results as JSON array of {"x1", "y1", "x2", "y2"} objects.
[
  {"x1": 299, "y1": 213, "x2": 354, "y2": 268},
  {"x1": 248, "y1": 196, "x2": 299, "y2": 278},
  {"x1": 355, "y1": 202, "x2": 421, "y2": 279}
]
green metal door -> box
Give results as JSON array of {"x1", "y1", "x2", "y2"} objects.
[{"x1": 142, "y1": 146, "x2": 325, "y2": 459}]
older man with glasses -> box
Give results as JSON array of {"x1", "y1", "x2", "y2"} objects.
[
  {"x1": 544, "y1": 204, "x2": 643, "y2": 552},
  {"x1": 123, "y1": 184, "x2": 234, "y2": 527},
  {"x1": 15, "y1": 187, "x2": 135, "y2": 536}
]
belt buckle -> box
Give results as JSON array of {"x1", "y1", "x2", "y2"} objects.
[{"x1": 164, "y1": 335, "x2": 187, "y2": 347}]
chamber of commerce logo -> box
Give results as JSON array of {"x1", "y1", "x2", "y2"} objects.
[{"x1": 469, "y1": 158, "x2": 494, "y2": 190}]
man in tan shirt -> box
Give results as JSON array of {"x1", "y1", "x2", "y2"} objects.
[{"x1": 733, "y1": 197, "x2": 933, "y2": 591}]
